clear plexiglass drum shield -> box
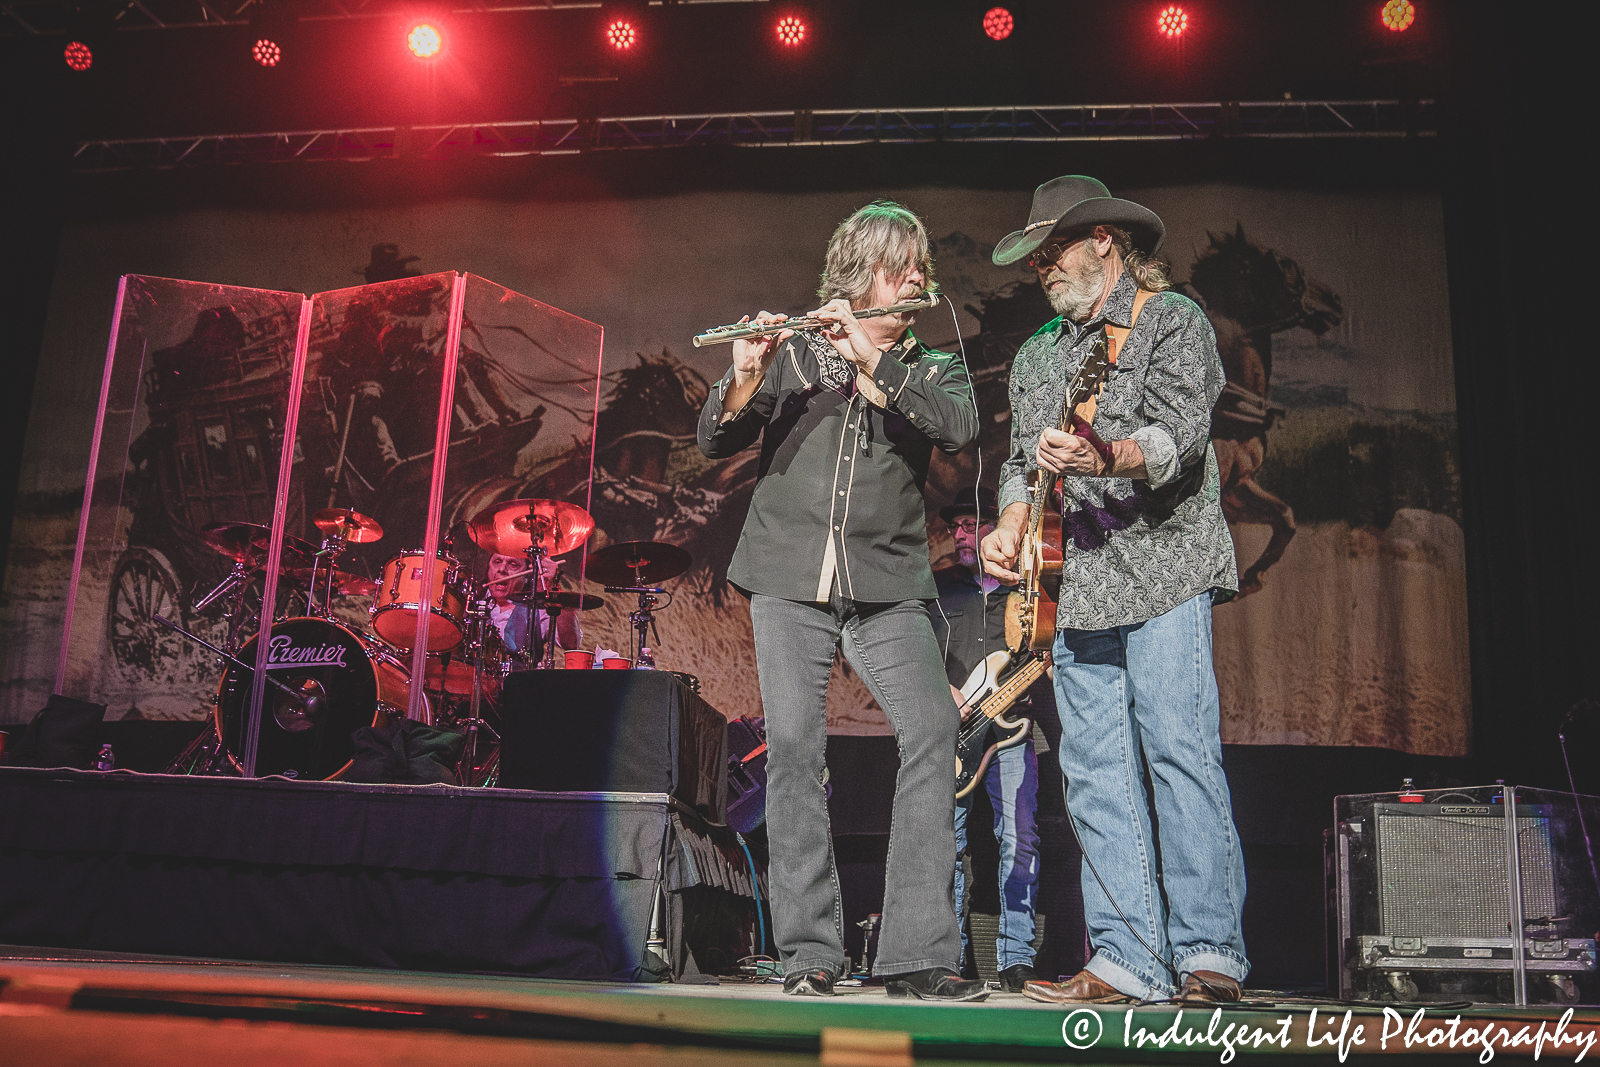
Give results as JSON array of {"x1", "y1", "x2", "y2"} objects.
[
  {"x1": 56, "y1": 276, "x2": 308, "y2": 722},
  {"x1": 60, "y1": 272, "x2": 604, "y2": 780}
]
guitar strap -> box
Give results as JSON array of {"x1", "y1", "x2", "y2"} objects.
[{"x1": 1077, "y1": 287, "x2": 1155, "y2": 427}]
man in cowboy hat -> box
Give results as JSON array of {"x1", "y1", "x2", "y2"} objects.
[
  {"x1": 698, "y1": 201, "x2": 986, "y2": 1001},
  {"x1": 930, "y1": 485, "x2": 1048, "y2": 992},
  {"x1": 981, "y1": 176, "x2": 1249, "y2": 1005}
]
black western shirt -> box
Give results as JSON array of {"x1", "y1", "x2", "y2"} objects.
[
  {"x1": 928, "y1": 565, "x2": 1010, "y2": 686},
  {"x1": 698, "y1": 330, "x2": 977, "y2": 603}
]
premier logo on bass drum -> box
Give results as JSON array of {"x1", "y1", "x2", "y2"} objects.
[{"x1": 266, "y1": 634, "x2": 349, "y2": 669}]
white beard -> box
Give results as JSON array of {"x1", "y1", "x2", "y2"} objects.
[{"x1": 1044, "y1": 251, "x2": 1107, "y2": 322}]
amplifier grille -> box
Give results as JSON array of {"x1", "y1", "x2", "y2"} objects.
[{"x1": 1375, "y1": 809, "x2": 1556, "y2": 939}]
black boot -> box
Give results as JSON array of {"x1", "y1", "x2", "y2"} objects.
[
  {"x1": 883, "y1": 967, "x2": 990, "y2": 1002},
  {"x1": 782, "y1": 968, "x2": 836, "y2": 996},
  {"x1": 1000, "y1": 963, "x2": 1040, "y2": 993}
]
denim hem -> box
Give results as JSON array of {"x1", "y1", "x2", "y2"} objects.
[
  {"x1": 1173, "y1": 947, "x2": 1250, "y2": 983},
  {"x1": 785, "y1": 958, "x2": 847, "y2": 978},
  {"x1": 1086, "y1": 949, "x2": 1176, "y2": 999},
  {"x1": 996, "y1": 951, "x2": 1037, "y2": 971},
  {"x1": 874, "y1": 957, "x2": 959, "y2": 977}
]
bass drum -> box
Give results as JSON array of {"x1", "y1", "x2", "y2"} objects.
[{"x1": 214, "y1": 617, "x2": 424, "y2": 780}]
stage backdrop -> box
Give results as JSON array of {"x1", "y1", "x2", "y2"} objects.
[{"x1": 1, "y1": 181, "x2": 1466, "y2": 756}]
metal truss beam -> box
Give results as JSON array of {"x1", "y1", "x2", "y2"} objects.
[
  {"x1": 3, "y1": 0, "x2": 756, "y2": 35},
  {"x1": 72, "y1": 100, "x2": 1435, "y2": 172}
]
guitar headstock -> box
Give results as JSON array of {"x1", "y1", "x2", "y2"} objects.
[{"x1": 1065, "y1": 332, "x2": 1114, "y2": 408}]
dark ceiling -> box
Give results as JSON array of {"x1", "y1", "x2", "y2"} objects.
[{"x1": 5, "y1": 1, "x2": 1446, "y2": 142}]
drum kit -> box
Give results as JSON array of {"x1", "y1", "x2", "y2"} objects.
[{"x1": 162, "y1": 499, "x2": 696, "y2": 785}]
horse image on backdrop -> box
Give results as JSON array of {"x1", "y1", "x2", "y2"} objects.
[{"x1": 1184, "y1": 225, "x2": 1343, "y2": 597}]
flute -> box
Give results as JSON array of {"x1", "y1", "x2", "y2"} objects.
[{"x1": 692, "y1": 292, "x2": 941, "y2": 348}]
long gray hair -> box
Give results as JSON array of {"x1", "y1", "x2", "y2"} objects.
[
  {"x1": 816, "y1": 201, "x2": 937, "y2": 306},
  {"x1": 1107, "y1": 225, "x2": 1172, "y2": 293}
]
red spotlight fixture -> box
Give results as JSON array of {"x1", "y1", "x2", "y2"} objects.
[
  {"x1": 605, "y1": 18, "x2": 636, "y2": 50},
  {"x1": 63, "y1": 40, "x2": 93, "y2": 71},
  {"x1": 982, "y1": 7, "x2": 1013, "y2": 41},
  {"x1": 776, "y1": 15, "x2": 805, "y2": 46},
  {"x1": 1157, "y1": 5, "x2": 1187, "y2": 38},
  {"x1": 251, "y1": 38, "x2": 282, "y2": 66},
  {"x1": 407, "y1": 22, "x2": 443, "y2": 59},
  {"x1": 1380, "y1": 0, "x2": 1415, "y2": 32}
]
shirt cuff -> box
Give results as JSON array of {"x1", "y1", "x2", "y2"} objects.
[
  {"x1": 869, "y1": 354, "x2": 913, "y2": 406},
  {"x1": 1129, "y1": 425, "x2": 1179, "y2": 488}
]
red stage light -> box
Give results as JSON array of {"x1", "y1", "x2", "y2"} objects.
[
  {"x1": 252, "y1": 38, "x2": 282, "y2": 66},
  {"x1": 1380, "y1": 0, "x2": 1415, "y2": 32},
  {"x1": 605, "y1": 18, "x2": 636, "y2": 50},
  {"x1": 63, "y1": 40, "x2": 93, "y2": 71},
  {"x1": 982, "y1": 7, "x2": 1013, "y2": 41},
  {"x1": 776, "y1": 16, "x2": 805, "y2": 46},
  {"x1": 1157, "y1": 5, "x2": 1188, "y2": 37},
  {"x1": 407, "y1": 22, "x2": 443, "y2": 59}
]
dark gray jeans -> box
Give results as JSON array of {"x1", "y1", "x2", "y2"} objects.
[{"x1": 749, "y1": 591, "x2": 962, "y2": 978}]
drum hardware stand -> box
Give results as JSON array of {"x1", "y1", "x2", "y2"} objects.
[
  {"x1": 605, "y1": 586, "x2": 665, "y2": 667},
  {"x1": 150, "y1": 614, "x2": 316, "y2": 713},
  {"x1": 517, "y1": 535, "x2": 563, "y2": 670},
  {"x1": 310, "y1": 529, "x2": 349, "y2": 619},
  {"x1": 192, "y1": 560, "x2": 257, "y2": 655},
  {"x1": 457, "y1": 596, "x2": 500, "y2": 785}
]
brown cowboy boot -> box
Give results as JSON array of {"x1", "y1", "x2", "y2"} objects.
[
  {"x1": 1174, "y1": 970, "x2": 1242, "y2": 1005},
  {"x1": 1022, "y1": 969, "x2": 1134, "y2": 1005}
]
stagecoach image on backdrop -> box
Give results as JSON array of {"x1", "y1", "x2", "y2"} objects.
[{"x1": 59, "y1": 272, "x2": 604, "y2": 777}]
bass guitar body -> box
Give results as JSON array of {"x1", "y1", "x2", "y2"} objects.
[{"x1": 954, "y1": 648, "x2": 1049, "y2": 799}]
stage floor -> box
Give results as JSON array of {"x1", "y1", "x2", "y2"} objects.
[{"x1": 2, "y1": 946, "x2": 1598, "y2": 1065}]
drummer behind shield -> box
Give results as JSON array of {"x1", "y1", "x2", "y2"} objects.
[{"x1": 485, "y1": 553, "x2": 578, "y2": 656}]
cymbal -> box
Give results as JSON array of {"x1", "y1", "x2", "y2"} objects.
[
  {"x1": 312, "y1": 507, "x2": 384, "y2": 543},
  {"x1": 199, "y1": 520, "x2": 272, "y2": 562},
  {"x1": 526, "y1": 591, "x2": 605, "y2": 612},
  {"x1": 284, "y1": 566, "x2": 379, "y2": 597},
  {"x1": 584, "y1": 540, "x2": 691, "y2": 587},
  {"x1": 250, "y1": 532, "x2": 317, "y2": 567},
  {"x1": 468, "y1": 498, "x2": 595, "y2": 557}
]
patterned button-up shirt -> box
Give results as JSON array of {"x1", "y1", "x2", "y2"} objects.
[
  {"x1": 998, "y1": 271, "x2": 1238, "y2": 630},
  {"x1": 699, "y1": 329, "x2": 976, "y2": 603}
]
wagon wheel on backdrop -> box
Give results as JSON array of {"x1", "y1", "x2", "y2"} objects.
[{"x1": 107, "y1": 547, "x2": 187, "y2": 674}]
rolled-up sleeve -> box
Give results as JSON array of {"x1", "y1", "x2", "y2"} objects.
[{"x1": 1136, "y1": 298, "x2": 1225, "y2": 485}]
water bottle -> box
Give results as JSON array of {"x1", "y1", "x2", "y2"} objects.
[
  {"x1": 95, "y1": 743, "x2": 114, "y2": 771},
  {"x1": 636, "y1": 646, "x2": 656, "y2": 670}
]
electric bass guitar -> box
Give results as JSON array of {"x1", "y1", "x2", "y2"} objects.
[{"x1": 953, "y1": 648, "x2": 1050, "y2": 799}]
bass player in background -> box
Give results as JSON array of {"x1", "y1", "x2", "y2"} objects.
[
  {"x1": 980, "y1": 176, "x2": 1249, "y2": 1006},
  {"x1": 930, "y1": 486, "x2": 1047, "y2": 993}
]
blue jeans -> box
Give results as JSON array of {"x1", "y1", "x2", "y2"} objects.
[
  {"x1": 954, "y1": 732, "x2": 1039, "y2": 972},
  {"x1": 1053, "y1": 592, "x2": 1249, "y2": 999},
  {"x1": 749, "y1": 592, "x2": 962, "y2": 978}
]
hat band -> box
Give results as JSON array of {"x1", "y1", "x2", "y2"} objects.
[{"x1": 1020, "y1": 217, "x2": 1059, "y2": 236}]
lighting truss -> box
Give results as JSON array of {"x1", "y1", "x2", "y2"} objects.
[
  {"x1": 72, "y1": 99, "x2": 1435, "y2": 172},
  {"x1": 0, "y1": 0, "x2": 757, "y2": 35}
]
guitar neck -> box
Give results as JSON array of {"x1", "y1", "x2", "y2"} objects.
[
  {"x1": 974, "y1": 654, "x2": 1048, "y2": 721},
  {"x1": 1026, "y1": 331, "x2": 1109, "y2": 539}
]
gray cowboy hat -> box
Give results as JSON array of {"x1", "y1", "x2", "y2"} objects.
[{"x1": 991, "y1": 175, "x2": 1165, "y2": 266}]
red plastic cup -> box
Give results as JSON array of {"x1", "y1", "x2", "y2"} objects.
[
  {"x1": 564, "y1": 650, "x2": 594, "y2": 670},
  {"x1": 601, "y1": 657, "x2": 631, "y2": 670}
]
